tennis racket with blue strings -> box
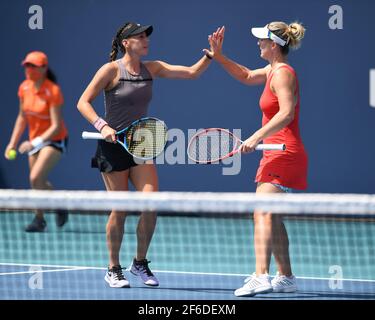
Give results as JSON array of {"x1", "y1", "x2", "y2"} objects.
[{"x1": 82, "y1": 117, "x2": 168, "y2": 160}]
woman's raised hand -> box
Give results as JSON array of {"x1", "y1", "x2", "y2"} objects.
[{"x1": 203, "y1": 26, "x2": 225, "y2": 60}]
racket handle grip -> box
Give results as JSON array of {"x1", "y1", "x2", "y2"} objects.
[
  {"x1": 82, "y1": 131, "x2": 104, "y2": 140},
  {"x1": 255, "y1": 144, "x2": 286, "y2": 151}
]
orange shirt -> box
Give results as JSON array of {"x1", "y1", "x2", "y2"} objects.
[
  {"x1": 18, "y1": 79, "x2": 68, "y2": 141},
  {"x1": 255, "y1": 65, "x2": 308, "y2": 190}
]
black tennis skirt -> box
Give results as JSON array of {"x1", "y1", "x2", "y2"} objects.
[{"x1": 91, "y1": 139, "x2": 138, "y2": 173}]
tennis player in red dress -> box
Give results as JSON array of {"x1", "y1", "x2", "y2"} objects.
[{"x1": 205, "y1": 21, "x2": 308, "y2": 297}]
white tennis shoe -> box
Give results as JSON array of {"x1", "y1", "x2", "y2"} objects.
[
  {"x1": 129, "y1": 258, "x2": 159, "y2": 286},
  {"x1": 271, "y1": 272, "x2": 298, "y2": 293},
  {"x1": 104, "y1": 265, "x2": 130, "y2": 288},
  {"x1": 234, "y1": 273, "x2": 273, "y2": 297}
]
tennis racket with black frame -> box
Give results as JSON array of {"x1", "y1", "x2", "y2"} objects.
[
  {"x1": 187, "y1": 128, "x2": 285, "y2": 164},
  {"x1": 82, "y1": 117, "x2": 168, "y2": 161}
]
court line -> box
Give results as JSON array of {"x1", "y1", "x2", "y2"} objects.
[
  {"x1": 0, "y1": 262, "x2": 104, "y2": 269},
  {"x1": 296, "y1": 275, "x2": 375, "y2": 283},
  {"x1": 0, "y1": 262, "x2": 100, "y2": 276},
  {"x1": 153, "y1": 270, "x2": 375, "y2": 283},
  {"x1": 1, "y1": 262, "x2": 375, "y2": 283},
  {"x1": 0, "y1": 268, "x2": 89, "y2": 276}
]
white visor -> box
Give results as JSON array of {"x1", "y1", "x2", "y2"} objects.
[{"x1": 251, "y1": 25, "x2": 287, "y2": 47}]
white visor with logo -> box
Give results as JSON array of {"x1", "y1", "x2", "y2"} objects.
[{"x1": 251, "y1": 25, "x2": 287, "y2": 47}]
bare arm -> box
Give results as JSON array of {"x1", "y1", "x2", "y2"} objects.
[
  {"x1": 206, "y1": 26, "x2": 269, "y2": 85},
  {"x1": 77, "y1": 63, "x2": 118, "y2": 142},
  {"x1": 39, "y1": 105, "x2": 63, "y2": 141},
  {"x1": 77, "y1": 63, "x2": 117, "y2": 124},
  {"x1": 240, "y1": 68, "x2": 297, "y2": 152},
  {"x1": 145, "y1": 55, "x2": 211, "y2": 79},
  {"x1": 216, "y1": 55, "x2": 270, "y2": 85},
  {"x1": 4, "y1": 102, "x2": 27, "y2": 158}
]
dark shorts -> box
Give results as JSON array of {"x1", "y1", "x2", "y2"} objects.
[
  {"x1": 34, "y1": 138, "x2": 68, "y2": 154},
  {"x1": 51, "y1": 138, "x2": 68, "y2": 153},
  {"x1": 91, "y1": 139, "x2": 138, "y2": 173}
]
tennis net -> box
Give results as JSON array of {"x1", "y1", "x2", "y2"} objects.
[{"x1": 0, "y1": 189, "x2": 374, "y2": 300}]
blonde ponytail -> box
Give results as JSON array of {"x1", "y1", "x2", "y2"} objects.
[
  {"x1": 268, "y1": 21, "x2": 306, "y2": 54},
  {"x1": 286, "y1": 22, "x2": 305, "y2": 50}
]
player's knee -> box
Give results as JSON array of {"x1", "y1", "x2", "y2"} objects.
[
  {"x1": 29, "y1": 174, "x2": 45, "y2": 189},
  {"x1": 141, "y1": 211, "x2": 157, "y2": 222},
  {"x1": 253, "y1": 211, "x2": 273, "y2": 224},
  {"x1": 140, "y1": 184, "x2": 158, "y2": 192},
  {"x1": 109, "y1": 211, "x2": 127, "y2": 222}
]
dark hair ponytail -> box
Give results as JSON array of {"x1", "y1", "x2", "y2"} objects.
[
  {"x1": 46, "y1": 68, "x2": 57, "y2": 83},
  {"x1": 109, "y1": 23, "x2": 130, "y2": 62},
  {"x1": 109, "y1": 39, "x2": 119, "y2": 62}
]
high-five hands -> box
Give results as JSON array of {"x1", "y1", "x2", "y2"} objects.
[{"x1": 203, "y1": 26, "x2": 225, "y2": 60}]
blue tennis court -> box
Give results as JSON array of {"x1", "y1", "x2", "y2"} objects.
[
  {"x1": 1, "y1": 212, "x2": 374, "y2": 300},
  {"x1": 1, "y1": 263, "x2": 375, "y2": 300}
]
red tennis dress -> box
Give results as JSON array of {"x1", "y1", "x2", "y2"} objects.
[{"x1": 255, "y1": 65, "x2": 308, "y2": 190}]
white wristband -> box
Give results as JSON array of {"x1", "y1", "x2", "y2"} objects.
[{"x1": 31, "y1": 136, "x2": 44, "y2": 148}]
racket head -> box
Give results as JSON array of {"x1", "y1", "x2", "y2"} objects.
[
  {"x1": 187, "y1": 128, "x2": 241, "y2": 164},
  {"x1": 121, "y1": 117, "x2": 168, "y2": 160}
]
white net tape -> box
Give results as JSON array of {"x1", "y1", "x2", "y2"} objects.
[{"x1": 0, "y1": 189, "x2": 375, "y2": 214}]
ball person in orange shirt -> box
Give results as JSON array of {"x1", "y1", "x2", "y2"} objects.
[
  {"x1": 205, "y1": 22, "x2": 308, "y2": 297},
  {"x1": 4, "y1": 51, "x2": 69, "y2": 232}
]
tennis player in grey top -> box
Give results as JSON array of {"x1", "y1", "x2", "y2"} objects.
[
  {"x1": 77, "y1": 22, "x2": 213, "y2": 288},
  {"x1": 104, "y1": 59, "x2": 153, "y2": 131}
]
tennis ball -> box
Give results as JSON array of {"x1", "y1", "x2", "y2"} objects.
[{"x1": 8, "y1": 149, "x2": 17, "y2": 160}]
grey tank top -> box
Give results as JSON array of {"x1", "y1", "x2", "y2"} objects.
[{"x1": 104, "y1": 59, "x2": 153, "y2": 130}]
